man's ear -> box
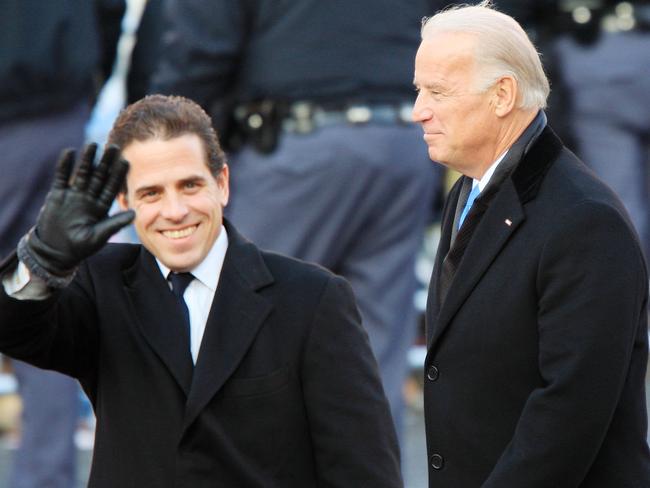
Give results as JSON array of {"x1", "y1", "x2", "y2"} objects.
[
  {"x1": 493, "y1": 75, "x2": 517, "y2": 117},
  {"x1": 117, "y1": 192, "x2": 129, "y2": 210},
  {"x1": 218, "y1": 164, "x2": 230, "y2": 207}
]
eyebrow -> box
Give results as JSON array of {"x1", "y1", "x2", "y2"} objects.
[
  {"x1": 414, "y1": 80, "x2": 445, "y2": 91},
  {"x1": 177, "y1": 175, "x2": 207, "y2": 186},
  {"x1": 133, "y1": 175, "x2": 207, "y2": 196}
]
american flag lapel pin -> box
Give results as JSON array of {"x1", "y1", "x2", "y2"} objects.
[{"x1": 505, "y1": 218, "x2": 512, "y2": 226}]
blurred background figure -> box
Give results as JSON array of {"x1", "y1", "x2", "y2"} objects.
[
  {"x1": 551, "y1": 0, "x2": 650, "y2": 262},
  {"x1": 150, "y1": 0, "x2": 445, "y2": 458},
  {"x1": 493, "y1": 1, "x2": 577, "y2": 147},
  {"x1": 85, "y1": 0, "x2": 161, "y2": 245},
  {"x1": 480, "y1": 1, "x2": 650, "y2": 260},
  {"x1": 0, "y1": 1, "x2": 125, "y2": 486},
  {"x1": 86, "y1": 0, "x2": 163, "y2": 147}
]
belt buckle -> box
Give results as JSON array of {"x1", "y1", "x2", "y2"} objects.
[
  {"x1": 282, "y1": 101, "x2": 315, "y2": 134},
  {"x1": 290, "y1": 101, "x2": 315, "y2": 133},
  {"x1": 345, "y1": 105, "x2": 372, "y2": 124}
]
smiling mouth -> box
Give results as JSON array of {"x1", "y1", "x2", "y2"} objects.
[{"x1": 162, "y1": 225, "x2": 198, "y2": 239}]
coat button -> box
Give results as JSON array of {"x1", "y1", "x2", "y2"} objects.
[
  {"x1": 426, "y1": 365, "x2": 439, "y2": 381},
  {"x1": 430, "y1": 453, "x2": 444, "y2": 470}
]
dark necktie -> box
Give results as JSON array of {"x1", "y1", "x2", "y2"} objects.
[
  {"x1": 168, "y1": 272, "x2": 194, "y2": 339},
  {"x1": 438, "y1": 190, "x2": 496, "y2": 305}
]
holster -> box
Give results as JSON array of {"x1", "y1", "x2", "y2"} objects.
[{"x1": 229, "y1": 100, "x2": 288, "y2": 154}]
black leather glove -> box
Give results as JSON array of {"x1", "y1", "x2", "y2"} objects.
[{"x1": 17, "y1": 144, "x2": 135, "y2": 288}]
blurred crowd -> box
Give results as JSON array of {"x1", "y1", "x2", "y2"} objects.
[{"x1": 0, "y1": 0, "x2": 648, "y2": 487}]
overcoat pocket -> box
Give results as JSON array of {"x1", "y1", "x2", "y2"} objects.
[{"x1": 221, "y1": 365, "x2": 289, "y2": 398}]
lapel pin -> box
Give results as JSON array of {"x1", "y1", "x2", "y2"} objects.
[{"x1": 505, "y1": 219, "x2": 512, "y2": 226}]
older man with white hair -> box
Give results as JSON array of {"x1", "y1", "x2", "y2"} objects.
[{"x1": 413, "y1": 1, "x2": 650, "y2": 486}]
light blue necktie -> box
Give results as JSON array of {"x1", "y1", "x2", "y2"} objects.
[{"x1": 458, "y1": 184, "x2": 480, "y2": 229}]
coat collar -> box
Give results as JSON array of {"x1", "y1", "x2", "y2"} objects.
[
  {"x1": 122, "y1": 220, "x2": 274, "y2": 422},
  {"x1": 427, "y1": 125, "x2": 563, "y2": 351},
  {"x1": 123, "y1": 248, "x2": 195, "y2": 395},
  {"x1": 449, "y1": 111, "x2": 547, "y2": 244}
]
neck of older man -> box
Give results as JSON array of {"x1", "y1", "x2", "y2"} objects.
[{"x1": 470, "y1": 108, "x2": 539, "y2": 180}]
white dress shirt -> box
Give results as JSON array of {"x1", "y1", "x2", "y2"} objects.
[
  {"x1": 157, "y1": 226, "x2": 228, "y2": 363},
  {"x1": 472, "y1": 149, "x2": 509, "y2": 193}
]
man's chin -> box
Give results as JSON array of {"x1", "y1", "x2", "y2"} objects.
[
  {"x1": 151, "y1": 248, "x2": 200, "y2": 273},
  {"x1": 427, "y1": 149, "x2": 445, "y2": 165}
]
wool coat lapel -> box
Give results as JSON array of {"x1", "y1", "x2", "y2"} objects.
[
  {"x1": 427, "y1": 127, "x2": 562, "y2": 351},
  {"x1": 428, "y1": 180, "x2": 524, "y2": 349},
  {"x1": 120, "y1": 222, "x2": 275, "y2": 413},
  {"x1": 425, "y1": 177, "x2": 461, "y2": 345},
  {"x1": 123, "y1": 249, "x2": 194, "y2": 396}
]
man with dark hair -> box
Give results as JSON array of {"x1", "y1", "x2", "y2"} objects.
[
  {"x1": 108, "y1": 95, "x2": 226, "y2": 176},
  {"x1": 0, "y1": 94, "x2": 402, "y2": 488}
]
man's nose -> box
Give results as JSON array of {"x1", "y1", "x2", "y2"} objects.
[
  {"x1": 160, "y1": 193, "x2": 189, "y2": 220},
  {"x1": 412, "y1": 95, "x2": 432, "y2": 123}
]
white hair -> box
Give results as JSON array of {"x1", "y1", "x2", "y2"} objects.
[{"x1": 421, "y1": 1, "x2": 549, "y2": 109}]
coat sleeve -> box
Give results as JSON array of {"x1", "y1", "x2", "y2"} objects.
[
  {"x1": 300, "y1": 274, "x2": 403, "y2": 488},
  {"x1": 483, "y1": 200, "x2": 649, "y2": 487},
  {"x1": 0, "y1": 254, "x2": 99, "y2": 382}
]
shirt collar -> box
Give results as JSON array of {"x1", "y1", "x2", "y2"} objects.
[
  {"x1": 475, "y1": 150, "x2": 508, "y2": 192},
  {"x1": 156, "y1": 225, "x2": 229, "y2": 292}
]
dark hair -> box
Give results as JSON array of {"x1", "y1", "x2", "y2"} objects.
[{"x1": 108, "y1": 94, "x2": 227, "y2": 178}]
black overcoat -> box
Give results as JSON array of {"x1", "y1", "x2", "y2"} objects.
[
  {"x1": 0, "y1": 222, "x2": 401, "y2": 487},
  {"x1": 425, "y1": 127, "x2": 650, "y2": 487}
]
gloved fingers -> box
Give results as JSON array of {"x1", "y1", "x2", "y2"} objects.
[
  {"x1": 98, "y1": 157, "x2": 130, "y2": 209},
  {"x1": 52, "y1": 149, "x2": 76, "y2": 190},
  {"x1": 88, "y1": 145, "x2": 120, "y2": 198},
  {"x1": 92, "y1": 209, "x2": 136, "y2": 244},
  {"x1": 71, "y1": 143, "x2": 98, "y2": 192}
]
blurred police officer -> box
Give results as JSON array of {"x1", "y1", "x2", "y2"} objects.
[
  {"x1": 553, "y1": 0, "x2": 650, "y2": 261},
  {"x1": 0, "y1": 1, "x2": 124, "y2": 486},
  {"x1": 151, "y1": 0, "x2": 446, "y2": 449}
]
